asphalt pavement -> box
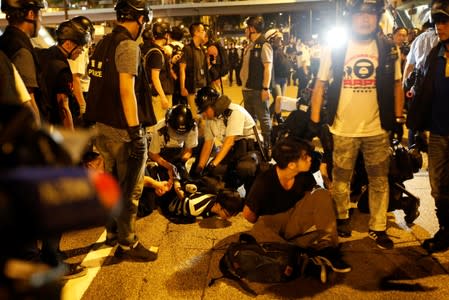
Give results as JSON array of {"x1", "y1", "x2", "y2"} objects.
[{"x1": 59, "y1": 81, "x2": 449, "y2": 300}]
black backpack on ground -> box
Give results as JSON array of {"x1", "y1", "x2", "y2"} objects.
[{"x1": 209, "y1": 233, "x2": 308, "y2": 296}]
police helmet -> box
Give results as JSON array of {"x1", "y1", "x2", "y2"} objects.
[
  {"x1": 166, "y1": 104, "x2": 195, "y2": 134},
  {"x1": 431, "y1": 0, "x2": 449, "y2": 23},
  {"x1": 170, "y1": 26, "x2": 184, "y2": 41},
  {"x1": 141, "y1": 25, "x2": 154, "y2": 41},
  {"x1": 152, "y1": 22, "x2": 170, "y2": 39},
  {"x1": 71, "y1": 16, "x2": 95, "y2": 37},
  {"x1": 114, "y1": 0, "x2": 153, "y2": 23},
  {"x1": 1, "y1": 0, "x2": 46, "y2": 13},
  {"x1": 195, "y1": 87, "x2": 220, "y2": 113},
  {"x1": 346, "y1": 0, "x2": 385, "y2": 16},
  {"x1": 264, "y1": 28, "x2": 283, "y2": 43},
  {"x1": 56, "y1": 20, "x2": 90, "y2": 46},
  {"x1": 245, "y1": 16, "x2": 265, "y2": 33}
]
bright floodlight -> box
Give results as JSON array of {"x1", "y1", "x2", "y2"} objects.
[{"x1": 325, "y1": 26, "x2": 348, "y2": 48}]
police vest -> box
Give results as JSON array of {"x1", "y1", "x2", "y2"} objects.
[
  {"x1": 326, "y1": 35, "x2": 398, "y2": 131},
  {"x1": 182, "y1": 42, "x2": 209, "y2": 93},
  {"x1": 0, "y1": 50, "x2": 19, "y2": 103},
  {"x1": 85, "y1": 25, "x2": 156, "y2": 129},
  {"x1": 0, "y1": 26, "x2": 51, "y2": 121},
  {"x1": 246, "y1": 35, "x2": 274, "y2": 90},
  {"x1": 36, "y1": 45, "x2": 74, "y2": 125}
]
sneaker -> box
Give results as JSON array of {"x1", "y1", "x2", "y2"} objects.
[
  {"x1": 422, "y1": 229, "x2": 449, "y2": 253},
  {"x1": 315, "y1": 247, "x2": 352, "y2": 273},
  {"x1": 114, "y1": 242, "x2": 158, "y2": 262},
  {"x1": 62, "y1": 263, "x2": 87, "y2": 280},
  {"x1": 369, "y1": 230, "x2": 394, "y2": 250},
  {"x1": 337, "y1": 218, "x2": 352, "y2": 238}
]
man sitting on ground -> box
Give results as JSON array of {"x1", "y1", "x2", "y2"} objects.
[{"x1": 243, "y1": 137, "x2": 351, "y2": 273}]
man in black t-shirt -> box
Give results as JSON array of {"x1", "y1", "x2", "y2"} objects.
[{"x1": 243, "y1": 138, "x2": 351, "y2": 273}]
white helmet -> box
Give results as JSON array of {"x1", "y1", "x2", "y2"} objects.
[{"x1": 265, "y1": 29, "x2": 283, "y2": 43}]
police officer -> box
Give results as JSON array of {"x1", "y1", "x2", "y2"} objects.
[
  {"x1": 69, "y1": 15, "x2": 95, "y2": 122},
  {"x1": 0, "y1": 0, "x2": 47, "y2": 123},
  {"x1": 85, "y1": 0, "x2": 158, "y2": 262},
  {"x1": 310, "y1": 0, "x2": 404, "y2": 250},
  {"x1": 141, "y1": 22, "x2": 174, "y2": 121},
  {"x1": 38, "y1": 20, "x2": 89, "y2": 129},
  {"x1": 149, "y1": 104, "x2": 198, "y2": 183},
  {"x1": 407, "y1": 0, "x2": 449, "y2": 252},
  {"x1": 193, "y1": 87, "x2": 260, "y2": 192},
  {"x1": 240, "y1": 16, "x2": 273, "y2": 156}
]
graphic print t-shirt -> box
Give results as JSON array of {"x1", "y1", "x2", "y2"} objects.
[{"x1": 319, "y1": 40, "x2": 384, "y2": 137}]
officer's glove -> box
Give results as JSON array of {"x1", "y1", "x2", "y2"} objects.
[
  {"x1": 305, "y1": 119, "x2": 321, "y2": 140},
  {"x1": 391, "y1": 116, "x2": 406, "y2": 143},
  {"x1": 127, "y1": 125, "x2": 146, "y2": 160}
]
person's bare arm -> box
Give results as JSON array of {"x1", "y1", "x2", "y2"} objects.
[
  {"x1": 242, "y1": 205, "x2": 257, "y2": 223},
  {"x1": 402, "y1": 62, "x2": 414, "y2": 87},
  {"x1": 261, "y1": 61, "x2": 272, "y2": 101},
  {"x1": 151, "y1": 68, "x2": 169, "y2": 109},
  {"x1": 72, "y1": 73, "x2": 86, "y2": 114},
  {"x1": 56, "y1": 93, "x2": 74, "y2": 130},
  {"x1": 310, "y1": 80, "x2": 326, "y2": 123},
  {"x1": 394, "y1": 80, "x2": 405, "y2": 117},
  {"x1": 197, "y1": 139, "x2": 214, "y2": 170},
  {"x1": 119, "y1": 73, "x2": 139, "y2": 127},
  {"x1": 211, "y1": 135, "x2": 235, "y2": 166},
  {"x1": 179, "y1": 62, "x2": 188, "y2": 97}
]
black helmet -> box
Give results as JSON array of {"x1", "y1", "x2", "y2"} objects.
[
  {"x1": 245, "y1": 16, "x2": 265, "y2": 33},
  {"x1": 71, "y1": 15, "x2": 95, "y2": 37},
  {"x1": 152, "y1": 22, "x2": 170, "y2": 39},
  {"x1": 431, "y1": 0, "x2": 449, "y2": 23},
  {"x1": 114, "y1": 0, "x2": 153, "y2": 23},
  {"x1": 346, "y1": 0, "x2": 385, "y2": 16},
  {"x1": 1, "y1": 0, "x2": 46, "y2": 13},
  {"x1": 166, "y1": 104, "x2": 195, "y2": 134},
  {"x1": 141, "y1": 25, "x2": 154, "y2": 41},
  {"x1": 170, "y1": 26, "x2": 184, "y2": 41},
  {"x1": 195, "y1": 87, "x2": 220, "y2": 113},
  {"x1": 56, "y1": 20, "x2": 90, "y2": 46}
]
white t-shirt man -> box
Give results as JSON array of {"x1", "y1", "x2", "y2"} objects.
[
  {"x1": 149, "y1": 119, "x2": 198, "y2": 154},
  {"x1": 69, "y1": 47, "x2": 90, "y2": 92},
  {"x1": 317, "y1": 40, "x2": 402, "y2": 137},
  {"x1": 204, "y1": 103, "x2": 255, "y2": 147}
]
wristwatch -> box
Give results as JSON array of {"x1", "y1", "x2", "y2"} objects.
[{"x1": 262, "y1": 87, "x2": 269, "y2": 91}]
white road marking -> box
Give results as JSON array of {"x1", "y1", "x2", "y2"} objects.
[{"x1": 61, "y1": 231, "x2": 114, "y2": 300}]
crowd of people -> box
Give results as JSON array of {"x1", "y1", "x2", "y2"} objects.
[{"x1": 1, "y1": 0, "x2": 449, "y2": 287}]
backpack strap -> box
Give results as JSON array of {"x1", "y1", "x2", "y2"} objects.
[{"x1": 142, "y1": 47, "x2": 165, "y2": 81}]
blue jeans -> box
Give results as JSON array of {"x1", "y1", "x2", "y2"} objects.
[
  {"x1": 428, "y1": 133, "x2": 449, "y2": 228},
  {"x1": 242, "y1": 89, "x2": 272, "y2": 146},
  {"x1": 332, "y1": 133, "x2": 390, "y2": 231},
  {"x1": 95, "y1": 123, "x2": 147, "y2": 246}
]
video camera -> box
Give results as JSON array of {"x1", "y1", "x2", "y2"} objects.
[{"x1": 0, "y1": 104, "x2": 120, "y2": 299}]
